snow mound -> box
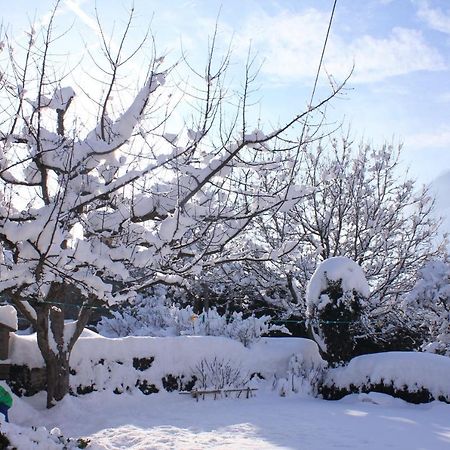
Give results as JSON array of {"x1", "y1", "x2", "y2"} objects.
[
  {"x1": 306, "y1": 256, "x2": 369, "y2": 312},
  {"x1": 0, "y1": 305, "x2": 17, "y2": 330},
  {"x1": 0, "y1": 419, "x2": 85, "y2": 449},
  {"x1": 323, "y1": 351, "x2": 450, "y2": 402}
]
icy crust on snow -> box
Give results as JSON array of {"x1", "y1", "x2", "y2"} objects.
[
  {"x1": 0, "y1": 305, "x2": 17, "y2": 330},
  {"x1": 9, "y1": 334, "x2": 323, "y2": 392},
  {"x1": 324, "y1": 352, "x2": 450, "y2": 401},
  {"x1": 306, "y1": 256, "x2": 370, "y2": 311}
]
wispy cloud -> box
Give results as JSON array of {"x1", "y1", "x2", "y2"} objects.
[
  {"x1": 232, "y1": 9, "x2": 446, "y2": 85},
  {"x1": 64, "y1": 0, "x2": 99, "y2": 35},
  {"x1": 416, "y1": 0, "x2": 450, "y2": 34}
]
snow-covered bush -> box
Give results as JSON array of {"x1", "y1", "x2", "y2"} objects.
[
  {"x1": 320, "y1": 351, "x2": 450, "y2": 404},
  {"x1": 96, "y1": 288, "x2": 179, "y2": 338},
  {"x1": 403, "y1": 260, "x2": 450, "y2": 356},
  {"x1": 306, "y1": 257, "x2": 369, "y2": 366},
  {"x1": 97, "y1": 290, "x2": 288, "y2": 346},
  {"x1": 274, "y1": 352, "x2": 326, "y2": 397},
  {"x1": 192, "y1": 357, "x2": 249, "y2": 390}
]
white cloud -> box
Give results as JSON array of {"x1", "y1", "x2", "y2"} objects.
[
  {"x1": 406, "y1": 126, "x2": 450, "y2": 150},
  {"x1": 342, "y1": 27, "x2": 446, "y2": 83},
  {"x1": 233, "y1": 9, "x2": 334, "y2": 82},
  {"x1": 232, "y1": 9, "x2": 446, "y2": 84},
  {"x1": 416, "y1": 1, "x2": 450, "y2": 34}
]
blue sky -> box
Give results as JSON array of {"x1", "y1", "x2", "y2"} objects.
[{"x1": 3, "y1": 0, "x2": 450, "y2": 183}]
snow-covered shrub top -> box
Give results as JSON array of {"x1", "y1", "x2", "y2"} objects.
[
  {"x1": 324, "y1": 352, "x2": 450, "y2": 401},
  {"x1": 97, "y1": 293, "x2": 287, "y2": 346},
  {"x1": 306, "y1": 257, "x2": 369, "y2": 314},
  {"x1": 0, "y1": 305, "x2": 17, "y2": 330},
  {"x1": 9, "y1": 333, "x2": 324, "y2": 394},
  {"x1": 404, "y1": 260, "x2": 450, "y2": 308}
]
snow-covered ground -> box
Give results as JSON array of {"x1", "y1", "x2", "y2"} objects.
[
  {"x1": 7, "y1": 388, "x2": 450, "y2": 449},
  {"x1": 4, "y1": 333, "x2": 450, "y2": 448}
]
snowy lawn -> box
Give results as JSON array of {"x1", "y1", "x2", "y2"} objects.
[{"x1": 10, "y1": 389, "x2": 450, "y2": 449}]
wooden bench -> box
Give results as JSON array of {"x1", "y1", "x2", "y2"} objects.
[{"x1": 180, "y1": 387, "x2": 258, "y2": 401}]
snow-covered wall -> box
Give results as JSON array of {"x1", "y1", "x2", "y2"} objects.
[{"x1": 9, "y1": 333, "x2": 323, "y2": 394}]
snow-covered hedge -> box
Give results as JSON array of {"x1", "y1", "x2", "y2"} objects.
[
  {"x1": 10, "y1": 331, "x2": 450, "y2": 405},
  {"x1": 9, "y1": 333, "x2": 323, "y2": 396},
  {"x1": 321, "y1": 351, "x2": 450, "y2": 404}
]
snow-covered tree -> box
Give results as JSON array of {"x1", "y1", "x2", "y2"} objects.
[
  {"x1": 0, "y1": 7, "x2": 344, "y2": 406},
  {"x1": 306, "y1": 257, "x2": 370, "y2": 365},
  {"x1": 403, "y1": 260, "x2": 450, "y2": 356},
  {"x1": 251, "y1": 138, "x2": 445, "y2": 328}
]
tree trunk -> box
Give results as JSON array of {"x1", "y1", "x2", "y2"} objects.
[
  {"x1": 45, "y1": 351, "x2": 71, "y2": 408},
  {"x1": 35, "y1": 294, "x2": 72, "y2": 408},
  {"x1": 34, "y1": 285, "x2": 96, "y2": 408}
]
